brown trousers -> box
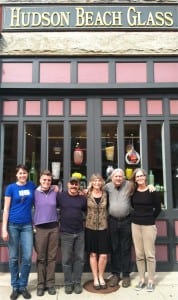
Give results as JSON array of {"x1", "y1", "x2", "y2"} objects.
[{"x1": 35, "y1": 225, "x2": 59, "y2": 289}]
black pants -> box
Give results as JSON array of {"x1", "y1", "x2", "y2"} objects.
[{"x1": 108, "y1": 215, "x2": 132, "y2": 277}]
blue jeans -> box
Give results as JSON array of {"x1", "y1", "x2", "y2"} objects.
[
  {"x1": 109, "y1": 216, "x2": 132, "y2": 277},
  {"x1": 60, "y1": 231, "x2": 84, "y2": 286},
  {"x1": 8, "y1": 223, "x2": 33, "y2": 290}
]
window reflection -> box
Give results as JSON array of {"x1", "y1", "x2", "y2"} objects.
[
  {"x1": 170, "y1": 124, "x2": 178, "y2": 208},
  {"x1": 147, "y1": 124, "x2": 165, "y2": 208},
  {"x1": 101, "y1": 123, "x2": 118, "y2": 180},
  {"x1": 2, "y1": 124, "x2": 18, "y2": 207},
  {"x1": 71, "y1": 124, "x2": 87, "y2": 189},
  {"x1": 48, "y1": 124, "x2": 63, "y2": 190},
  {"x1": 124, "y1": 124, "x2": 140, "y2": 179},
  {"x1": 25, "y1": 124, "x2": 41, "y2": 184}
]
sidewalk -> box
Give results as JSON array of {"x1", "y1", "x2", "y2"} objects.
[{"x1": 0, "y1": 272, "x2": 178, "y2": 300}]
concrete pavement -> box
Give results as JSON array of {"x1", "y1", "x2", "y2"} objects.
[{"x1": 0, "y1": 272, "x2": 178, "y2": 300}]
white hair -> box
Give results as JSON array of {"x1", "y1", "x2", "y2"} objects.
[{"x1": 111, "y1": 168, "x2": 125, "y2": 178}]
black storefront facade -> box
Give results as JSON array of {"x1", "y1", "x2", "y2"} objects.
[{"x1": 0, "y1": 0, "x2": 178, "y2": 272}]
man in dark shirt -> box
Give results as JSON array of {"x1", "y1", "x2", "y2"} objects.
[{"x1": 58, "y1": 177, "x2": 87, "y2": 294}]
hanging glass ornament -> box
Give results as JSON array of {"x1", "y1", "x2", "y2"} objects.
[
  {"x1": 74, "y1": 142, "x2": 83, "y2": 165},
  {"x1": 125, "y1": 134, "x2": 140, "y2": 165}
]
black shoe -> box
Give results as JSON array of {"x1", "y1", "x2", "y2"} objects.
[
  {"x1": 74, "y1": 283, "x2": 83, "y2": 294},
  {"x1": 20, "y1": 288, "x2": 31, "y2": 299},
  {"x1": 65, "y1": 285, "x2": 73, "y2": 294},
  {"x1": 37, "y1": 288, "x2": 44, "y2": 296},
  {"x1": 109, "y1": 274, "x2": 120, "y2": 287},
  {"x1": 10, "y1": 289, "x2": 19, "y2": 300},
  {"x1": 48, "y1": 287, "x2": 56, "y2": 295},
  {"x1": 93, "y1": 284, "x2": 100, "y2": 290}
]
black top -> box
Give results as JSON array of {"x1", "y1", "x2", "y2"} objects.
[{"x1": 131, "y1": 190, "x2": 161, "y2": 225}]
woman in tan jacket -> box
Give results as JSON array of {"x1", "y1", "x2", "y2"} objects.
[{"x1": 85, "y1": 173, "x2": 109, "y2": 290}]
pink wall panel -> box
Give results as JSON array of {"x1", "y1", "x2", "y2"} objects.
[
  {"x1": 147, "y1": 100, "x2": 163, "y2": 115},
  {"x1": 174, "y1": 220, "x2": 178, "y2": 237},
  {"x1": 176, "y1": 245, "x2": 178, "y2": 261},
  {"x1": 156, "y1": 245, "x2": 168, "y2": 262},
  {"x1": 116, "y1": 63, "x2": 147, "y2": 83},
  {"x1": 102, "y1": 100, "x2": 118, "y2": 115},
  {"x1": 2, "y1": 63, "x2": 32, "y2": 83},
  {"x1": 124, "y1": 100, "x2": 140, "y2": 115},
  {"x1": 156, "y1": 220, "x2": 167, "y2": 237},
  {"x1": 78, "y1": 63, "x2": 108, "y2": 83},
  {"x1": 48, "y1": 101, "x2": 64, "y2": 115},
  {"x1": 40, "y1": 63, "x2": 71, "y2": 83},
  {"x1": 25, "y1": 101, "x2": 41, "y2": 115},
  {"x1": 0, "y1": 247, "x2": 9, "y2": 262},
  {"x1": 3, "y1": 100, "x2": 18, "y2": 115},
  {"x1": 170, "y1": 100, "x2": 178, "y2": 115},
  {"x1": 154, "y1": 62, "x2": 178, "y2": 82},
  {"x1": 70, "y1": 100, "x2": 86, "y2": 115}
]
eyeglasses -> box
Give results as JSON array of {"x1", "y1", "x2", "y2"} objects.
[{"x1": 136, "y1": 174, "x2": 145, "y2": 178}]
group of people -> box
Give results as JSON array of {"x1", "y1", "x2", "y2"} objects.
[{"x1": 1, "y1": 164, "x2": 161, "y2": 300}]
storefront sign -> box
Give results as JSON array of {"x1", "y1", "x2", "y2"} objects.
[{"x1": 1, "y1": 4, "x2": 178, "y2": 32}]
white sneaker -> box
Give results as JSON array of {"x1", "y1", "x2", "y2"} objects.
[
  {"x1": 135, "y1": 281, "x2": 145, "y2": 291},
  {"x1": 147, "y1": 283, "x2": 154, "y2": 292}
]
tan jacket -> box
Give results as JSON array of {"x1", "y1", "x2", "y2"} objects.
[{"x1": 85, "y1": 191, "x2": 108, "y2": 230}]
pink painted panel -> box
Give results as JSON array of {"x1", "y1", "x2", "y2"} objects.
[
  {"x1": 176, "y1": 245, "x2": 178, "y2": 261},
  {"x1": 156, "y1": 245, "x2": 168, "y2": 262},
  {"x1": 124, "y1": 100, "x2": 140, "y2": 115},
  {"x1": 116, "y1": 63, "x2": 147, "y2": 83},
  {"x1": 154, "y1": 62, "x2": 178, "y2": 82},
  {"x1": 174, "y1": 220, "x2": 178, "y2": 237},
  {"x1": 48, "y1": 100, "x2": 64, "y2": 115},
  {"x1": 2, "y1": 63, "x2": 32, "y2": 83},
  {"x1": 25, "y1": 101, "x2": 41, "y2": 115},
  {"x1": 0, "y1": 247, "x2": 9, "y2": 262},
  {"x1": 40, "y1": 63, "x2": 71, "y2": 83},
  {"x1": 156, "y1": 220, "x2": 167, "y2": 237},
  {"x1": 102, "y1": 100, "x2": 118, "y2": 115},
  {"x1": 170, "y1": 100, "x2": 178, "y2": 115},
  {"x1": 70, "y1": 100, "x2": 86, "y2": 116},
  {"x1": 3, "y1": 100, "x2": 18, "y2": 115},
  {"x1": 78, "y1": 63, "x2": 108, "y2": 83},
  {"x1": 147, "y1": 100, "x2": 163, "y2": 115}
]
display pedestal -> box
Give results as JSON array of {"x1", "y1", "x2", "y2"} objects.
[{"x1": 83, "y1": 280, "x2": 120, "y2": 294}]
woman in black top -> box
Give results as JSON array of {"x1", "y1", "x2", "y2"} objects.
[{"x1": 130, "y1": 168, "x2": 161, "y2": 292}]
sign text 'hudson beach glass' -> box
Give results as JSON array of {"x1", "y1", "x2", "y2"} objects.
[{"x1": 1, "y1": 4, "x2": 178, "y2": 31}]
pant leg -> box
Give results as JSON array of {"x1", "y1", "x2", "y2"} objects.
[
  {"x1": 19, "y1": 224, "x2": 33, "y2": 289},
  {"x1": 46, "y1": 226, "x2": 59, "y2": 288},
  {"x1": 131, "y1": 223, "x2": 146, "y2": 279},
  {"x1": 109, "y1": 229, "x2": 122, "y2": 275},
  {"x1": 60, "y1": 232, "x2": 74, "y2": 286},
  {"x1": 35, "y1": 227, "x2": 49, "y2": 289},
  {"x1": 142, "y1": 225, "x2": 157, "y2": 281},
  {"x1": 8, "y1": 223, "x2": 21, "y2": 289},
  {"x1": 108, "y1": 216, "x2": 121, "y2": 275},
  {"x1": 73, "y1": 231, "x2": 85, "y2": 284},
  {"x1": 119, "y1": 219, "x2": 132, "y2": 277}
]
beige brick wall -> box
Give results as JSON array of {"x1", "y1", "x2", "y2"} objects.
[{"x1": 1, "y1": 1, "x2": 177, "y2": 56}]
